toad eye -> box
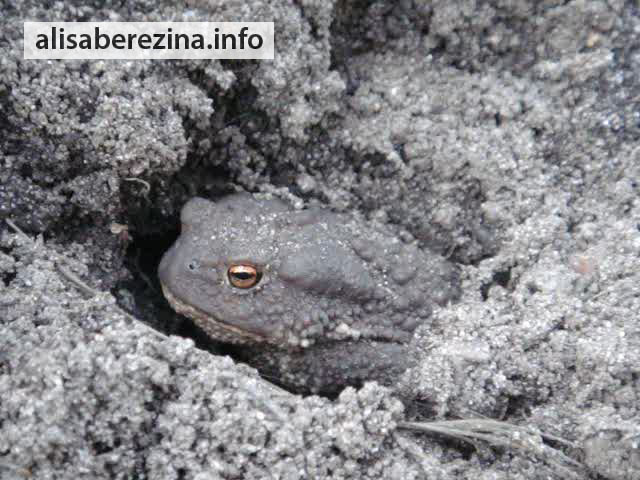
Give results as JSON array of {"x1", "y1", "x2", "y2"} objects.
[{"x1": 228, "y1": 264, "x2": 262, "y2": 289}]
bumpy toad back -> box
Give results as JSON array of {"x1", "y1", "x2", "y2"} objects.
[{"x1": 158, "y1": 193, "x2": 460, "y2": 351}]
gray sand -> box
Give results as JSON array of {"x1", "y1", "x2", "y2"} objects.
[{"x1": 1, "y1": 1, "x2": 639, "y2": 479}]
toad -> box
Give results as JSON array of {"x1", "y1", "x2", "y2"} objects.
[{"x1": 159, "y1": 194, "x2": 460, "y2": 393}]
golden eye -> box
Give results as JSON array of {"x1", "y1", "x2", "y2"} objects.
[{"x1": 228, "y1": 264, "x2": 262, "y2": 289}]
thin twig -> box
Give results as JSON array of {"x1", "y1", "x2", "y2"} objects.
[
  {"x1": 123, "y1": 177, "x2": 151, "y2": 195},
  {"x1": 5, "y1": 218, "x2": 31, "y2": 241},
  {"x1": 398, "y1": 418, "x2": 586, "y2": 477},
  {"x1": 55, "y1": 263, "x2": 100, "y2": 297}
]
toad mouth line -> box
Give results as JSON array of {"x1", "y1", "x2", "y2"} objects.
[{"x1": 160, "y1": 284, "x2": 269, "y2": 344}]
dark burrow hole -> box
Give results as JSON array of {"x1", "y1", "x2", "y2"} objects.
[
  {"x1": 480, "y1": 267, "x2": 513, "y2": 300},
  {"x1": 1, "y1": 271, "x2": 17, "y2": 287},
  {"x1": 503, "y1": 393, "x2": 532, "y2": 418}
]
